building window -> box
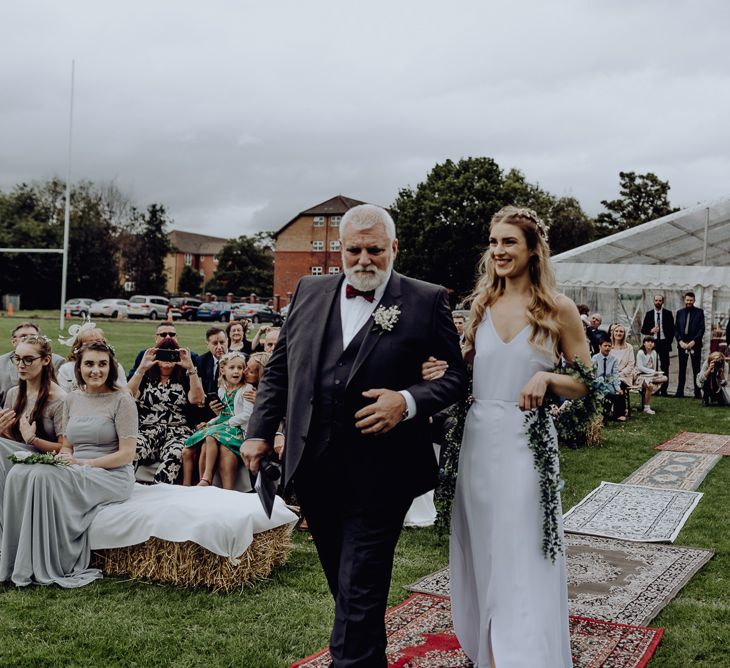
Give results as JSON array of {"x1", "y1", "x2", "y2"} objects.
[
  {"x1": 312, "y1": 240, "x2": 324, "y2": 251},
  {"x1": 183, "y1": 253, "x2": 193, "y2": 266},
  {"x1": 313, "y1": 216, "x2": 325, "y2": 227},
  {"x1": 311, "y1": 266, "x2": 323, "y2": 276},
  {"x1": 328, "y1": 266, "x2": 340, "y2": 274},
  {"x1": 329, "y1": 240, "x2": 341, "y2": 251},
  {"x1": 330, "y1": 216, "x2": 341, "y2": 226}
]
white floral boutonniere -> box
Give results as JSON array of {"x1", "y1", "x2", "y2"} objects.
[{"x1": 372, "y1": 305, "x2": 400, "y2": 335}]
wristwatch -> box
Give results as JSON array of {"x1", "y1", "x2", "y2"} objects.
[{"x1": 186, "y1": 368, "x2": 198, "y2": 376}]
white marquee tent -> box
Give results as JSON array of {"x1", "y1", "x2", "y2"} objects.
[{"x1": 552, "y1": 196, "x2": 730, "y2": 351}]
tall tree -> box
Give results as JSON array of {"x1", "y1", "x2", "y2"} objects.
[
  {"x1": 178, "y1": 265, "x2": 203, "y2": 294},
  {"x1": 596, "y1": 171, "x2": 679, "y2": 237},
  {"x1": 391, "y1": 157, "x2": 505, "y2": 300},
  {"x1": 119, "y1": 203, "x2": 172, "y2": 295},
  {"x1": 209, "y1": 234, "x2": 273, "y2": 297},
  {"x1": 547, "y1": 196, "x2": 595, "y2": 255}
]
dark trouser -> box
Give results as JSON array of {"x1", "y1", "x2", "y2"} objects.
[
  {"x1": 603, "y1": 387, "x2": 627, "y2": 420},
  {"x1": 676, "y1": 346, "x2": 702, "y2": 397},
  {"x1": 701, "y1": 379, "x2": 728, "y2": 406},
  {"x1": 296, "y1": 466, "x2": 412, "y2": 668},
  {"x1": 655, "y1": 339, "x2": 671, "y2": 395}
]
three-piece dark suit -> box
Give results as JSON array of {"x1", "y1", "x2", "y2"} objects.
[
  {"x1": 246, "y1": 271, "x2": 467, "y2": 667},
  {"x1": 675, "y1": 306, "x2": 705, "y2": 398},
  {"x1": 640, "y1": 308, "x2": 675, "y2": 395}
]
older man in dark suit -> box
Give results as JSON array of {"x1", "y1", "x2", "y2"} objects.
[
  {"x1": 243, "y1": 204, "x2": 467, "y2": 667},
  {"x1": 640, "y1": 294, "x2": 675, "y2": 396},
  {"x1": 675, "y1": 291, "x2": 705, "y2": 398}
]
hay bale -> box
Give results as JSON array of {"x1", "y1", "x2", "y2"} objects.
[{"x1": 92, "y1": 523, "x2": 294, "y2": 592}]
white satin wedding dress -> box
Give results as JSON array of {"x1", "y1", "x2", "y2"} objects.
[{"x1": 450, "y1": 309, "x2": 573, "y2": 667}]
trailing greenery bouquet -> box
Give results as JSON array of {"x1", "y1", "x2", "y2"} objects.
[
  {"x1": 435, "y1": 359, "x2": 608, "y2": 562},
  {"x1": 9, "y1": 451, "x2": 70, "y2": 466}
]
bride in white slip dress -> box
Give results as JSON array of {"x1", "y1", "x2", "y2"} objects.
[{"x1": 449, "y1": 206, "x2": 591, "y2": 668}]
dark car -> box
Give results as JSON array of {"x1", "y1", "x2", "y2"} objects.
[
  {"x1": 196, "y1": 301, "x2": 235, "y2": 322},
  {"x1": 232, "y1": 303, "x2": 283, "y2": 325},
  {"x1": 169, "y1": 297, "x2": 202, "y2": 321}
]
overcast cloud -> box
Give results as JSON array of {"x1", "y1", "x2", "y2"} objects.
[{"x1": 2, "y1": 0, "x2": 729, "y2": 238}]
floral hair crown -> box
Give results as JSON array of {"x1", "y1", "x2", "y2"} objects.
[
  {"x1": 512, "y1": 207, "x2": 550, "y2": 240},
  {"x1": 59, "y1": 316, "x2": 97, "y2": 348},
  {"x1": 219, "y1": 351, "x2": 247, "y2": 364},
  {"x1": 20, "y1": 333, "x2": 52, "y2": 346}
]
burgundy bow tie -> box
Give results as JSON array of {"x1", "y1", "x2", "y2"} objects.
[{"x1": 345, "y1": 284, "x2": 375, "y2": 302}]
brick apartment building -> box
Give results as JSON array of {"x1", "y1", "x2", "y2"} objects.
[
  {"x1": 273, "y1": 195, "x2": 368, "y2": 308},
  {"x1": 164, "y1": 230, "x2": 228, "y2": 295}
]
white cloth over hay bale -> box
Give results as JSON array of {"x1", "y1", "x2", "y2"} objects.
[{"x1": 89, "y1": 484, "x2": 298, "y2": 591}]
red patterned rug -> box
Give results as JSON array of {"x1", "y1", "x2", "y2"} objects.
[
  {"x1": 656, "y1": 431, "x2": 730, "y2": 456},
  {"x1": 291, "y1": 594, "x2": 664, "y2": 668}
]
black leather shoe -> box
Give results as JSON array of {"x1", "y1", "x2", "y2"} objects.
[{"x1": 674, "y1": 393, "x2": 685, "y2": 398}]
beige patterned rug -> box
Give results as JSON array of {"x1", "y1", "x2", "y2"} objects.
[
  {"x1": 622, "y1": 451, "x2": 721, "y2": 490},
  {"x1": 656, "y1": 431, "x2": 730, "y2": 456},
  {"x1": 405, "y1": 535, "x2": 713, "y2": 626},
  {"x1": 563, "y1": 482, "x2": 702, "y2": 542}
]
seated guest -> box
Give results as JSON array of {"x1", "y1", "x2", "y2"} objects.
[
  {"x1": 635, "y1": 336, "x2": 667, "y2": 414},
  {"x1": 696, "y1": 351, "x2": 730, "y2": 406},
  {"x1": 127, "y1": 338, "x2": 204, "y2": 484},
  {"x1": 127, "y1": 322, "x2": 197, "y2": 379},
  {"x1": 183, "y1": 351, "x2": 269, "y2": 489},
  {"x1": 609, "y1": 324, "x2": 636, "y2": 419},
  {"x1": 586, "y1": 313, "x2": 604, "y2": 355},
  {"x1": 0, "y1": 341, "x2": 137, "y2": 587},
  {"x1": 57, "y1": 322, "x2": 126, "y2": 391},
  {"x1": 592, "y1": 333, "x2": 626, "y2": 422},
  {"x1": 0, "y1": 322, "x2": 65, "y2": 406},
  {"x1": 226, "y1": 320, "x2": 252, "y2": 356},
  {"x1": 0, "y1": 335, "x2": 66, "y2": 499}
]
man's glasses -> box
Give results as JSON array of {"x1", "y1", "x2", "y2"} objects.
[
  {"x1": 156, "y1": 332, "x2": 177, "y2": 338},
  {"x1": 10, "y1": 354, "x2": 43, "y2": 367}
]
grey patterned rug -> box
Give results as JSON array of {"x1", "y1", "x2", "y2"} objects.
[
  {"x1": 563, "y1": 482, "x2": 702, "y2": 542},
  {"x1": 405, "y1": 535, "x2": 713, "y2": 626},
  {"x1": 622, "y1": 451, "x2": 721, "y2": 491}
]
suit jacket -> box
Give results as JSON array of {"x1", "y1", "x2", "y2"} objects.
[
  {"x1": 195, "y1": 351, "x2": 219, "y2": 394},
  {"x1": 246, "y1": 272, "x2": 468, "y2": 501},
  {"x1": 640, "y1": 309, "x2": 675, "y2": 347},
  {"x1": 675, "y1": 307, "x2": 705, "y2": 347}
]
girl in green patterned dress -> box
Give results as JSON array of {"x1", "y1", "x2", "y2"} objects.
[{"x1": 182, "y1": 351, "x2": 269, "y2": 489}]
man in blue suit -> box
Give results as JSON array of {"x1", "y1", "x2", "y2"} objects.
[{"x1": 675, "y1": 291, "x2": 705, "y2": 398}]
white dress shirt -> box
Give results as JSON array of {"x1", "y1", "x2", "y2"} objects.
[{"x1": 339, "y1": 272, "x2": 416, "y2": 420}]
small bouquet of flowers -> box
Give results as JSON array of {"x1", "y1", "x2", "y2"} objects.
[{"x1": 9, "y1": 451, "x2": 70, "y2": 466}]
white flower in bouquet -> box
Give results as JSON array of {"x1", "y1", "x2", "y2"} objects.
[{"x1": 372, "y1": 305, "x2": 400, "y2": 335}]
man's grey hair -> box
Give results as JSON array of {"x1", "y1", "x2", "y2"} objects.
[{"x1": 340, "y1": 204, "x2": 396, "y2": 241}]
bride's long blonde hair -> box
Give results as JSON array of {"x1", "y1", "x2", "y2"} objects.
[{"x1": 463, "y1": 206, "x2": 560, "y2": 361}]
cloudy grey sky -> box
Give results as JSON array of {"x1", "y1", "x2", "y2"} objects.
[{"x1": 2, "y1": 1, "x2": 729, "y2": 239}]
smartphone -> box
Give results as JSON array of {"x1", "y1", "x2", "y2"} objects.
[
  {"x1": 155, "y1": 349, "x2": 180, "y2": 362},
  {"x1": 205, "y1": 391, "x2": 220, "y2": 405}
]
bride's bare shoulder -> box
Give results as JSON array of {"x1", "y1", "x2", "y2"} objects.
[{"x1": 552, "y1": 293, "x2": 582, "y2": 325}]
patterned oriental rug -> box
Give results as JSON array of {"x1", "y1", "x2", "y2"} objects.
[
  {"x1": 622, "y1": 451, "x2": 721, "y2": 491},
  {"x1": 563, "y1": 482, "x2": 702, "y2": 542},
  {"x1": 656, "y1": 431, "x2": 730, "y2": 456},
  {"x1": 405, "y1": 536, "x2": 713, "y2": 626},
  {"x1": 290, "y1": 594, "x2": 665, "y2": 668}
]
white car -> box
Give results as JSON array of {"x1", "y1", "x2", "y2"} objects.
[
  {"x1": 127, "y1": 295, "x2": 171, "y2": 320},
  {"x1": 89, "y1": 298, "x2": 130, "y2": 319}
]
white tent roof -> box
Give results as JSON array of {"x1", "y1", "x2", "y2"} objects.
[{"x1": 553, "y1": 196, "x2": 730, "y2": 267}]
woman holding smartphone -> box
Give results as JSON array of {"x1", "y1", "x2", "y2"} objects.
[{"x1": 127, "y1": 338, "x2": 203, "y2": 483}]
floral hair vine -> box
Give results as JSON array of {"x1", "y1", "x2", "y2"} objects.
[
  {"x1": 58, "y1": 316, "x2": 98, "y2": 347},
  {"x1": 219, "y1": 351, "x2": 247, "y2": 364},
  {"x1": 20, "y1": 333, "x2": 52, "y2": 346},
  {"x1": 513, "y1": 207, "x2": 550, "y2": 240}
]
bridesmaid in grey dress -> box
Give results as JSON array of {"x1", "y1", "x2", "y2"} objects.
[
  {"x1": 0, "y1": 341, "x2": 137, "y2": 588},
  {"x1": 0, "y1": 335, "x2": 65, "y2": 501}
]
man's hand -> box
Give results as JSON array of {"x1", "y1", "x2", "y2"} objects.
[
  {"x1": 209, "y1": 400, "x2": 224, "y2": 415},
  {"x1": 273, "y1": 433, "x2": 285, "y2": 459},
  {"x1": 241, "y1": 439, "x2": 273, "y2": 475},
  {"x1": 355, "y1": 389, "x2": 406, "y2": 435}
]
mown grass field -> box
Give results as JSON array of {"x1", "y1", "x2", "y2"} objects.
[{"x1": 0, "y1": 314, "x2": 728, "y2": 666}]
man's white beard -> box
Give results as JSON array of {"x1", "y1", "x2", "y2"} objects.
[{"x1": 343, "y1": 261, "x2": 391, "y2": 292}]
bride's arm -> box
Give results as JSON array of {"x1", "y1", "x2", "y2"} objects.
[{"x1": 519, "y1": 295, "x2": 591, "y2": 410}]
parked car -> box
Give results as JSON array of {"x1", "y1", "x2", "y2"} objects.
[
  {"x1": 169, "y1": 297, "x2": 202, "y2": 321},
  {"x1": 279, "y1": 304, "x2": 290, "y2": 320},
  {"x1": 232, "y1": 303, "x2": 283, "y2": 325},
  {"x1": 89, "y1": 298, "x2": 130, "y2": 319},
  {"x1": 196, "y1": 301, "x2": 235, "y2": 322},
  {"x1": 127, "y1": 295, "x2": 170, "y2": 320},
  {"x1": 63, "y1": 298, "x2": 95, "y2": 317}
]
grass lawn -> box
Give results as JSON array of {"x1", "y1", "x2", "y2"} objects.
[{"x1": 0, "y1": 316, "x2": 728, "y2": 666}]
